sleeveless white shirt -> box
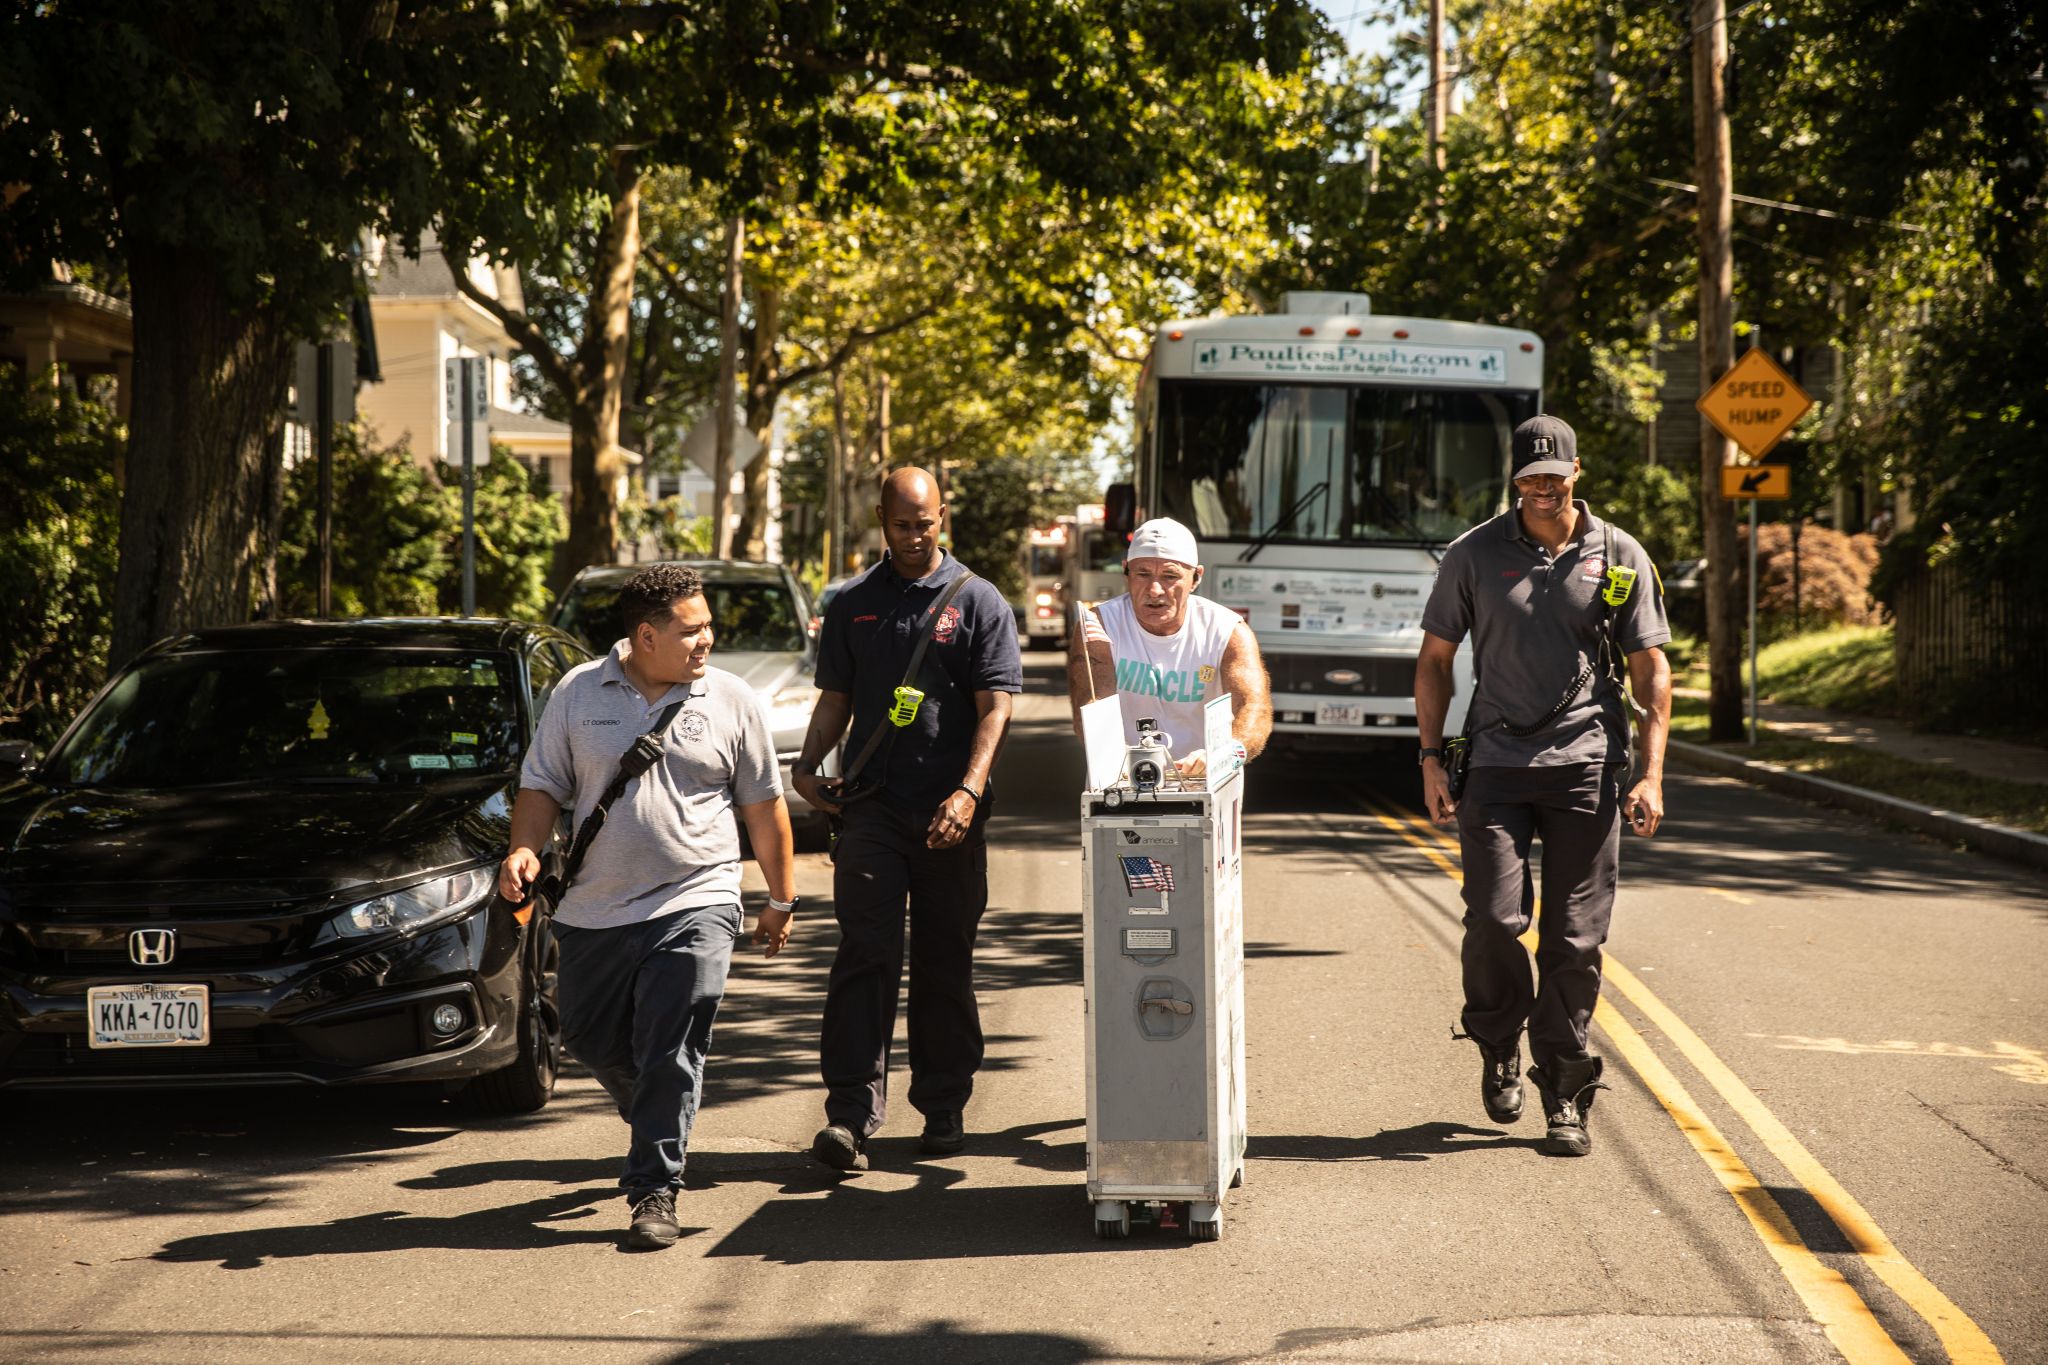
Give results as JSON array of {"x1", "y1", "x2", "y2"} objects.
[{"x1": 1088, "y1": 593, "x2": 1241, "y2": 756}]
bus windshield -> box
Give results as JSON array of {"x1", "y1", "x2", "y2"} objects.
[{"x1": 1152, "y1": 380, "x2": 1538, "y2": 546}]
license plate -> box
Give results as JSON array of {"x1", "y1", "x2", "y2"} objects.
[
  {"x1": 1315, "y1": 701, "x2": 1367, "y2": 727},
  {"x1": 87, "y1": 983, "x2": 210, "y2": 1048}
]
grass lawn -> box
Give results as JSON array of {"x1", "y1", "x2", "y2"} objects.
[
  {"x1": 1677, "y1": 623, "x2": 1899, "y2": 714},
  {"x1": 1669, "y1": 694, "x2": 2048, "y2": 835}
]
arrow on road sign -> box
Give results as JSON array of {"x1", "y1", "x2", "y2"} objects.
[{"x1": 1720, "y1": 464, "x2": 1790, "y2": 500}]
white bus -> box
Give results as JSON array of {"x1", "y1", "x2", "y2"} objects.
[{"x1": 1113, "y1": 291, "x2": 1543, "y2": 747}]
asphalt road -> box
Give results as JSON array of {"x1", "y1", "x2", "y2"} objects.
[{"x1": 4, "y1": 651, "x2": 2044, "y2": 1363}]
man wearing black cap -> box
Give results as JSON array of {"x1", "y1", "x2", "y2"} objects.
[{"x1": 1412, "y1": 414, "x2": 1671, "y2": 1157}]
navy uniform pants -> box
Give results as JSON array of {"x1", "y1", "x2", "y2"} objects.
[
  {"x1": 554, "y1": 902, "x2": 740, "y2": 1198},
  {"x1": 1455, "y1": 763, "x2": 1624, "y2": 1068},
  {"x1": 820, "y1": 797, "x2": 989, "y2": 1138}
]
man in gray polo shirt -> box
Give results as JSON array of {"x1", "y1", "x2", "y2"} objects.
[
  {"x1": 1414, "y1": 414, "x2": 1671, "y2": 1158},
  {"x1": 499, "y1": 563, "x2": 797, "y2": 1250}
]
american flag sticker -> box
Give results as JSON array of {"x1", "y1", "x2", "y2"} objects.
[{"x1": 1121, "y1": 856, "x2": 1176, "y2": 893}]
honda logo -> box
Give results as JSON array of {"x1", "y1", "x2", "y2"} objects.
[{"x1": 129, "y1": 928, "x2": 176, "y2": 967}]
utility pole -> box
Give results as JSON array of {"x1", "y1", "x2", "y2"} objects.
[
  {"x1": 315, "y1": 340, "x2": 334, "y2": 618},
  {"x1": 711, "y1": 214, "x2": 743, "y2": 559},
  {"x1": 1693, "y1": 0, "x2": 1743, "y2": 742},
  {"x1": 1427, "y1": 0, "x2": 1447, "y2": 231}
]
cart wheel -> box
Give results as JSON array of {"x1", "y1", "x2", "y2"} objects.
[
  {"x1": 1093, "y1": 1201, "x2": 1131, "y2": 1240},
  {"x1": 1188, "y1": 1201, "x2": 1222, "y2": 1242}
]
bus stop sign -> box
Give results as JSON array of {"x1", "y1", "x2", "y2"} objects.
[{"x1": 1696, "y1": 349, "x2": 1813, "y2": 459}]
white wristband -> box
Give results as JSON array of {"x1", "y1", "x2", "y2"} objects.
[{"x1": 766, "y1": 897, "x2": 796, "y2": 914}]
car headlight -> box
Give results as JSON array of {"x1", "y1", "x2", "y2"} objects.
[{"x1": 334, "y1": 866, "x2": 496, "y2": 939}]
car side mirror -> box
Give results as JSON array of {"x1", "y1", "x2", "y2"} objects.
[
  {"x1": 1104, "y1": 483, "x2": 1137, "y2": 536},
  {"x1": 0, "y1": 740, "x2": 41, "y2": 777}
]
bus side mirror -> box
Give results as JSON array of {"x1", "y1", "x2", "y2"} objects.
[{"x1": 1104, "y1": 483, "x2": 1136, "y2": 537}]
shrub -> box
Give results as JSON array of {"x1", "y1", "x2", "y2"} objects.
[
  {"x1": 277, "y1": 433, "x2": 564, "y2": 621},
  {"x1": 0, "y1": 384, "x2": 122, "y2": 746},
  {"x1": 1734, "y1": 521, "x2": 1882, "y2": 635}
]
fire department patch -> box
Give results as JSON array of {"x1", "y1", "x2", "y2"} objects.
[{"x1": 933, "y1": 604, "x2": 962, "y2": 642}]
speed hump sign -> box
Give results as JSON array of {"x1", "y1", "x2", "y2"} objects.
[{"x1": 1697, "y1": 349, "x2": 1812, "y2": 459}]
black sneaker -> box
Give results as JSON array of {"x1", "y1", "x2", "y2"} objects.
[
  {"x1": 625, "y1": 1188, "x2": 680, "y2": 1250},
  {"x1": 919, "y1": 1110, "x2": 965, "y2": 1155},
  {"x1": 1529, "y1": 1055, "x2": 1609, "y2": 1157},
  {"x1": 811, "y1": 1123, "x2": 869, "y2": 1172}
]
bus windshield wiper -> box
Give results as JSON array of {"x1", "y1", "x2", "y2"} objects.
[
  {"x1": 1374, "y1": 496, "x2": 1446, "y2": 564},
  {"x1": 1238, "y1": 481, "x2": 1330, "y2": 563}
]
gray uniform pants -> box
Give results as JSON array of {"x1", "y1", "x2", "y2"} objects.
[{"x1": 1455, "y1": 763, "x2": 1623, "y2": 1068}]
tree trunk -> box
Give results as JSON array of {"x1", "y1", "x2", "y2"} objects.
[
  {"x1": 111, "y1": 242, "x2": 295, "y2": 665},
  {"x1": 1693, "y1": 0, "x2": 1744, "y2": 742},
  {"x1": 733, "y1": 284, "x2": 784, "y2": 561},
  {"x1": 563, "y1": 166, "x2": 642, "y2": 572},
  {"x1": 711, "y1": 215, "x2": 744, "y2": 558}
]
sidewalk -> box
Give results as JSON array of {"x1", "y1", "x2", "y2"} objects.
[{"x1": 1666, "y1": 687, "x2": 2048, "y2": 870}]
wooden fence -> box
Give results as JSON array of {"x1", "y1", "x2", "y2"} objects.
[{"x1": 1891, "y1": 558, "x2": 2048, "y2": 707}]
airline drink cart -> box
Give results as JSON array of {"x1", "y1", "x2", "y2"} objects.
[{"x1": 1079, "y1": 695, "x2": 1247, "y2": 1241}]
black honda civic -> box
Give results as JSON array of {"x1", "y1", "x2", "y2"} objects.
[{"x1": 0, "y1": 619, "x2": 594, "y2": 1111}]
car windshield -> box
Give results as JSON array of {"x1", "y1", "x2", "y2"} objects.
[
  {"x1": 1153, "y1": 379, "x2": 1537, "y2": 545},
  {"x1": 42, "y1": 649, "x2": 522, "y2": 789},
  {"x1": 557, "y1": 577, "x2": 807, "y2": 654}
]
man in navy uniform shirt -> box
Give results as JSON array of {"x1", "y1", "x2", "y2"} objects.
[{"x1": 792, "y1": 467, "x2": 1023, "y2": 1171}]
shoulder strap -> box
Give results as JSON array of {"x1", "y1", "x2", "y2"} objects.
[
  {"x1": 557, "y1": 695, "x2": 688, "y2": 891},
  {"x1": 840, "y1": 569, "x2": 976, "y2": 786}
]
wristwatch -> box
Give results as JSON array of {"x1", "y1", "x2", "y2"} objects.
[
  {"x1": 1418, "y1": 747, "x2": 1445, "y2": 766},
  {"x1": 766, "y1": 896, "x2": 800, "y2": 915}
]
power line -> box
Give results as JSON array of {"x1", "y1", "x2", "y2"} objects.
[{"x1": 1645, "y1": 176, "x2": 1937, "y2": 233}]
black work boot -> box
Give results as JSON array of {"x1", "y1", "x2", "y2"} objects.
[
  {"x1": 1528, "y1": 1054, "x2": 1608, "y2": 1157},
  {"x1": 919, "y1": 1110, "x2": 965, "y2": 1155},
  {"x1": 810, "y1": 1123, "x2": 869, "y2": 1173},
  {"x1": 1452, "y1": 1025, "x2": 1523, "y2": 1124},
  {"x1": 1475, "y1": 1037, "x2": 1524, "y2": 1124}
]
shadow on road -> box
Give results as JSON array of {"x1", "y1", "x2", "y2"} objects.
[
  {"x1": 0, "y1": 1083, "x2": 616, "y2": 1219},
  {"x1": 151, "y1": 1185, "x2": 628, "y2": 1267},
  {"x1": 655, "y1": 1322, "x2": 1112, "y2": 1364},
  {"x1": 1249, "y1": 1121, "x2": 1545, "y2": 1162}
]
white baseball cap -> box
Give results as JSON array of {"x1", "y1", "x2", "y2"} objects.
[{"x1": 1124, "y1": 517, "x2": 1200, "y2": 569}]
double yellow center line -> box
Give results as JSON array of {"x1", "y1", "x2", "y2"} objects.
[{"x1": 1355, "y1": 793, "x2": 2001, "y2": 1365}]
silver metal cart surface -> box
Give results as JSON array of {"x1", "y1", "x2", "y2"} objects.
[{"x1": 1080, "y1": 761, "x2": 1246, "y2": 1241}]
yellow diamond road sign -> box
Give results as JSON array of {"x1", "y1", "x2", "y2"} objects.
[{"x1": 1696, "y1": 348, "x2": 1813, "y2": 459}]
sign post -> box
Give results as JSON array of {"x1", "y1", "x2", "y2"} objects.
[
  {"x1": 464, "y1": 360, "x2": 479, "y2": 618},
  {"x1": 1700, "y1": 351, "x2": 1810, "y2": 743}
]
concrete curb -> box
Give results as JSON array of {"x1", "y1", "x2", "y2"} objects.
[{"x1": 1666, "y1": 738, "x2": 2048, "y2": 873}]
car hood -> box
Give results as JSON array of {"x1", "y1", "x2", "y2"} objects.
[
  {"x1": 715, "y1": 650, "x2": 811, "y2": 695},
  {"x1": 0, "y1": 777, "x2": 513, "y2": 908}
]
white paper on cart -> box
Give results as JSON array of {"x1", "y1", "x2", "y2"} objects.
[
  {"x1": 1204, "y1": 693, "x2": 1242, "y2": 784},
  {"x1": 1081, "y1": 694, "x2": 1126, "y2": 791}
]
